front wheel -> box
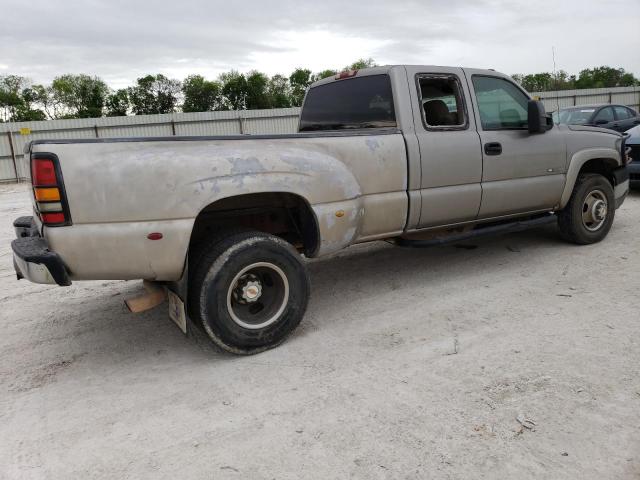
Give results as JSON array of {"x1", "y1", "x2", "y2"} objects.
[
  {"x1": 558, "y1": 173, "x2": 615, "y2": 245},
  {"x1": 189, "y1": 231, "x2": 310, "y2": 354}
]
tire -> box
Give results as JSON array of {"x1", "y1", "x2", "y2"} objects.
[
  {"x1": 558, "y1": 173, "x2": 615, "y2": 245},
  {"x1": 188, "y1": 230, "x2": 310, "y2": 355}
]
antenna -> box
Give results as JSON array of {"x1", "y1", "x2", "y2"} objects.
[{"x1": 552, "y1": 46, "x2": 560, "y2": 113}]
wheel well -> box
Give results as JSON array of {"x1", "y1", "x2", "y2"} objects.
[
  {"x1": 190, "y1": 192, "x2": 319, "y2": 257},
  {"x1": 578, "y1": 158, "x2": 618, "y2": 186}
]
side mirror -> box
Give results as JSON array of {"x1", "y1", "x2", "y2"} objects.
[{"x1": 528, "y1": 100, "x2": 553, "y2": 133}]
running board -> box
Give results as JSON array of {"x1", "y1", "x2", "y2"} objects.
[{"x1": 396, "y1": 214, "x2": 557, "y2": 248}]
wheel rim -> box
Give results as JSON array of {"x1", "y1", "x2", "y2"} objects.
[
  {"x1": 226, "y1": 262, "x2": 289, "y2": 330},
  {"x1": 581, "y1": 189, "x2": 608, "y2": 232}
]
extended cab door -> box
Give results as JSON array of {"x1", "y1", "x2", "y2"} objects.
[
  {"x1": 405, "y1": 66, "x2": 483, "y2": 227},
  {"x1": 464, "y1": 71, "x2": 566, "y2": 218}
]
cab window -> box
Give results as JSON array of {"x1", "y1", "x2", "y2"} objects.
[
  {"x1": 472, "y1": 76, "x2": 529, "y2": 130},
  {"x1": 417, "y1": 74, "x2": 467, "y2": 129},
  {"x1": 299, "y1": 75, "x2": 396, "y2": 132},
  {"x1": 593, "y1": 107, "x2": 614, "y2": 123},
  {"x1": 614, "y1": 106, "x2": 632, "y2": 120}
]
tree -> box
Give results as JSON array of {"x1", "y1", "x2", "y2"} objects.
[
  {"x1": 50, "y1": 74, "x2": 109, "y2": 118},
  {"x1": 344, "y1": 58, "x2": 377, "y2": 71},
  {"x1": 513, "y1": 72, "x2": 554, "y2": 92},
  {"x1": 267, "y1": 74, "x2": 291, "y2": 108},
  {"x1": 220, "y1": 71, "x2": 248, "y2": 110},
  {"x1": 289, "y1": 68, "x2": 312, "y2": 107},
  {"x1": 513, "y1": 66, "x2": 638, "y2": 92},
  {"x1": 314, "y1": 69, "x2": 338, "y2": 81},
  {"x1": 0, "y1": 75, "x2": 27, "y2": 121},
  {"x1": 106, "y1": 89, "x2": 130, "y2": 116},
  {"x1": 0, "y1": 75, "x2": 47, "y2": 121},
  {"x1": 128, "y1": 74, "x2": 181, "y2": 115},
  {"x1": 245, "y1": 71, "x2": 272, "y2": 109},
  {"x1": 182, "y1": 75, "x2": 221, "y2": 112},
  {"x1": 575, "y1": 66, "x2": 639, "y2": 89}
]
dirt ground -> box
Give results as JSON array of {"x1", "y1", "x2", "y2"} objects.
[{"x1": 1, "y1": 182, "x2": 639, "y2": 480}]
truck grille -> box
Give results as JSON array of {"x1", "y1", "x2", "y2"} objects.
[{"x1": 630, "y1": 145, "x2": 640, "y2": 164}]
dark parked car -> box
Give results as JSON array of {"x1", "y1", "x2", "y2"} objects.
[
  {"x1": 625, "y1": 124, "x2": 640, "y2": 188},
  {"x1": 555, "y1": 104, "x2": 640, "y2": 133}
]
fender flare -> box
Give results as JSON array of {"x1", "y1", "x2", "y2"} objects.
[{"x1": 559, "y1": 147, "x2": 621, "y2": 209}]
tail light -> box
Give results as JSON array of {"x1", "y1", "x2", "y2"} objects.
[{"x1": 30, "y1": 153, "x2": 72, "y2": 226}]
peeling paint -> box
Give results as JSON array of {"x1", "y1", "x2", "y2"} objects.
[{"x1": 366, "y1": 138, "x2": 381, "y2": 152}]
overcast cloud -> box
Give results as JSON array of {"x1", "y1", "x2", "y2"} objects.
[{"x1": 2, "y1": 0, "x2": 639, "y2": 88}]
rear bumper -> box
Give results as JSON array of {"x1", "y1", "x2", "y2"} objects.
[{"x1": 12, "y1": 216, "x2": 71, "y2": 286}]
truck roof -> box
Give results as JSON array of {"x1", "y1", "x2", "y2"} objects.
[{"x1": 309, "y1": 65, "x2": 505, "y2": 88}]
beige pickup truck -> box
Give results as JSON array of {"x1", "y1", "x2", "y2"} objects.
[{"x1": 12, "y1": 66, "x2": 631, "y2": 354}]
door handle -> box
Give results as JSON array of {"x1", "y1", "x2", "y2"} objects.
[{"x1": 484, "y1": 142, "x2": 502, "y2": 156}]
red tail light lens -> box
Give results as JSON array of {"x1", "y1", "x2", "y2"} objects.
[
  {"x1": 41, "y1": 213, "x2": 66, "y2": 224},
  {"x1": 31, "y1": 154, "x2": 71, "y2": 227},
  {"x1": 31, "y1": 158, "x2": 57, "y2": 186}
]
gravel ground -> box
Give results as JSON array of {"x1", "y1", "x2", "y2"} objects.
[{"x1": 1, "y1": 183, "x2": 639, "y2": 480}]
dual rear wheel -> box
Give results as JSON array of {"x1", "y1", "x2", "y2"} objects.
[{"x1": 188, "y1": 231, "x2": 309, "y2": 355}]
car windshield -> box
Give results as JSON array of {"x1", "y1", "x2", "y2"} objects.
[{"x1": 557, "y1": 108, "x2": 595, "y2": 125}]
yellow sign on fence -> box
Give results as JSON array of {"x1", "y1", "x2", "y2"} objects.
[{"x1": 19, "y1": 128, "x2": 31, "y2": 135}]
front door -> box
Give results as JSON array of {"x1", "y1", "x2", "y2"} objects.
[
  {"x1": 464, "y1": 71, "x2": 567, "y2": 218},
  {"x1": 405, "y1": 66, "x2": 483, "y2": 228}
]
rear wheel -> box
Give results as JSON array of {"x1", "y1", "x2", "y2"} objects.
[
  {"x1": 188, "y1": 231, "x2": 310, "y2": 354},
  {"x1": 558, "y1": 173, "x2": 615, "y2": 245}
]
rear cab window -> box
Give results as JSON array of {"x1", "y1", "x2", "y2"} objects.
[
  {"x1": 299, "y1": 75, "x2": 396, "y2": 132},
  {"x1": 417, "y1": 74, "x2": 467, "y2": 129}
]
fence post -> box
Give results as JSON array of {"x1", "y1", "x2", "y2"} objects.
[
  {"x1": 7, "y1": 130, "x2": 19, "y2": 182},
  {"x1": 171, "y1": 120, "x2": 176, "y2": 136},
  {"x1": 94, "y1": 125, "x2": 99, "y2": 138},
  {"x1": 238, "y1": 115, "x2": 244, "y2": 134}
]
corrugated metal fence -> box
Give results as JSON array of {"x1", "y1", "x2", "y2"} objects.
[
  {"x1": 532, "y1": 85, "x2": 640, "y2": 112},
  {"x1": 2, "y1": 85, "x2": 640, "y2": 182},
  {"x1": 0, "y1": 108, "x2": 301, "y2": 182}
]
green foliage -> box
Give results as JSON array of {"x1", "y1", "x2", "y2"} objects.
[
  {"x1": 246, "y1": 71, "x2": 272, "y2": 109},
  {"x1": 513, "y1": 66, "x2": 638, "y2": 92},
  {"x1": 289, "y1": 68, "x2": 313, "y2": 107},
  {"x1": 0, "y1": 75, "x2": 47, "y2": 121},
  {"x1": 314, "y1": 69, "x2": 338, "y2": 81},
  {"x1": 106, "y1": 89, "x2": 130, "y2": 117},
  {"x1": 575, "y1": 66, "x2": 639, "y2": 89},
  {"x1": 267, "y1": 74, "x2": 291, "y2": 108},
  {"x1": 6, "y1": 60, "x2": 638, "y2": 121},
  {"x1": 344, "y1": 58, "x2": 377, "y2": 71},
  {"x1": 51, "y1": 74, "x2": 109, "y2": 118},
  {"x1": 220, "y1": 71, "x2": 248, "y2": 110},
  {"x1": 128, "y1": 74, "x2": 181, "y2": 115},
  {"x1": 182, "y1": 75, "x2": 221, "y2": 112}
]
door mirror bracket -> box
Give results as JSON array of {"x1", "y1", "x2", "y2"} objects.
[{"x1": 528, "y1": 100, "x2": 553, "y2": 134}]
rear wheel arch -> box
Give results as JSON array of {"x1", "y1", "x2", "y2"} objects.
[{"x1": 189, "y1": 192, "x2": 320, "y2": 259}]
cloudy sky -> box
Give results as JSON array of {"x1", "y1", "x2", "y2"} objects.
[{"x1": 2, "y1": 0, "x2": 639, "y2": 88}]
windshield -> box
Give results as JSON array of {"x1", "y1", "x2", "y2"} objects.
[
  {"x1": 557, "y1": 108, "x2": 595, "y2": 125},
  {"x1": 299, "y1": 75, "x2": 396, "y2": 132}
]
